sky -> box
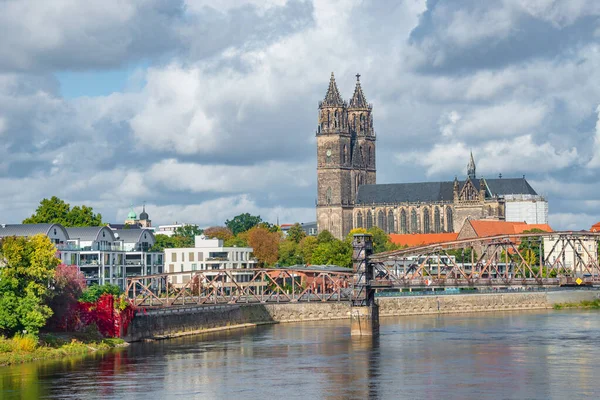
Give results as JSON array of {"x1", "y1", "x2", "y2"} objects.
[{"x1": 1, "y1": 0, "x2": 600, "y2": 230}]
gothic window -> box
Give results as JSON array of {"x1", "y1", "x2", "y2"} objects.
[
  {"x1": 326, "y1": 147, "x2": 331, "y2": 164},
  {"x1": 400, "y1": 209, "x2": 407, "y2": 234},
  {"x1": 446, "y1": 207, "x2": 453, "y2": 232},
  {"x1": 368, "y1": 146, "x2": 371, "y2": 166},
  {"x1": 343, "y1": 145, "x2": 347, "y2": 164},
  {"x1": 326, "y1": 187, "x2": 332, "y2": 205},
  {"x1": 334, "y1": 110, "x2": 338, "y2": 128},
  {"x1": 434, "y1": 207, "x2": 441, "y2": 233},
  {"x1": 366, "y1": 210, "x2": 373, "y2": 229},
  {"x1": 353, "y1": 115, "x2": 357, "y2": 130},
  {"x1": 410, "y1": 209, "x2": 418, "y2": 233},
  {"x1": 327, "y1": 110, "x2": 330, "y2": 128},
  {"x1": 387, "y1": 210, "x2": 394, "y2": 233},
  {"x1": 377, "y1": 210, "x2": 385, "y2": 229},
  {"x1": 423, "y1": 208, "x2": 430, "y2": 233},
  {"x1": 356, "y1": 211, "x2": 363, "y2": 228}
]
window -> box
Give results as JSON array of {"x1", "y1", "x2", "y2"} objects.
[
  {"x1": 181, "y1": 252, "x2": 185, "y2": 262},
  {"x1": 366, "y1": 210, "x2": 373, "y2": 229},
  {"x1": 326, "y1": 187, "x2": 332, "y2": 205},
  {"x1": 189, "y1": 252, "x2": 195, "y2": 262},
  {"x1": 434, "y1": 207, "x2": 441, "y2": 233},
  {"x1": 343, "y1": 145, "x2": 347, "y2": 164},
  {"x1": 446, "y1": 207, "x2": 453, "y2": 232},
  {"x1": 377, "y1": 210, "x2": 385, "y2": 230},
  {"x1": 388, "y1": 210, "x2": 394, "y2": 233},
  {"x1": 400, "y1": 209, "x2": 407, "y2": 234},
  {"x1": 326, "y1": 148, "x2": 332, "y2": 164},
  {"x1": 356, "y1": 211, "x2": 363, "y2": 228},
  {"x1": 411, "y1": 209, "x2": 418, "y2": 233},
  {"x1": 192, "y1": 263, "x2": 197, "y2": 271},
  {"x1": 423, "y1": 208, "x2": 430, "y2": 233},
  {"x1": 180, "y1": 264, "x2": 184, "y2": 272}
]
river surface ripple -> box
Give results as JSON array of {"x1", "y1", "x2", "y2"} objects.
[{"x1": 2, "y1": 310, "x2": 600, "y2": 399}]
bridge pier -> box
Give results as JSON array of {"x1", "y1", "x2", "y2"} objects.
[{"x1": 351, "y1": 234, "x2": 379, "y2": 336}]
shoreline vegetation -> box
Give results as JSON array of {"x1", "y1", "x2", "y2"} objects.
[
  {"x1": 0, "y1": 332, "x2": 127, "y2": 367},
  {"x1": 553, "y1": 299, "x2": 600, "y2": 310}
]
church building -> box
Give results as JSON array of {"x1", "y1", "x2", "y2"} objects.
[{"x1": 316, "y1": 73, "x2": 548, "y2": 239}]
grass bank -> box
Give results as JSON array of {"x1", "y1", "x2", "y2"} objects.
[
  {"x1": 0, "y1": 332, "x2": 127, "y2": 367},
  {"x1": 553, "y1": 298, "x2": 600, "y2": 310}
]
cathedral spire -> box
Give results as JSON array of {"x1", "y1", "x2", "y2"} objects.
[
  {"x1": 467, "y1": 151, "x2": 476, "y2": 180},
  {"x1": 321, "y1": 72, "x2": 344, "y2": 107},
  {"x1": 349, "y1": 73, "x2": 369, "y2": 108}
]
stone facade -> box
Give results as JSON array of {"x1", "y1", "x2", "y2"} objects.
[{"x1": 316, "y1": 73, "x2": 544, "y2": 240}]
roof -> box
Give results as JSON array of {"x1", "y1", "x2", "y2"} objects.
[
  {"x1": 107, "y1": 223, "x2": 142, "y2": 229},
  {"x1": 0, "y1": 223, "x2": 68, "y2": 238},
  {"x1": 66, "y1": 227, "x2": 115, "y2": 242},
  {"x1": 356, "y1": 177, "x2": 537, "y2": 205},
  {"x1": 469, "y1": 220, "x2": 552, "y2": 238},
  {"x1": 113, "y1": 229, "x2": 155, "y2": 243},
  {"x1": 389, "y1": 233, "x2": 458, "y2": 247},
  {"x1": 349, "y1": 76, "x2": 369, "y2": 108},
  {"x1": 321, "y1": 72, "x2": 345, "y2": 107},
  {"x1": 591, "y1": 222, "x2": 600, "y2": 232}
]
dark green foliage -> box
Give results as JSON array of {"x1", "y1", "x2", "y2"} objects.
[
  {"x1": 172, "y1": 225, "x2": 203, "y2": 247},
  {"x1": 79, "y1": 284, "x2": 122, "y2": 303},
  {"x1": 149, "y1": 234, "x2": 179, "y2": 252},
  {"x1": 225, "y1": 213, "x2": 263, "y2": 235},
  {"x1": 23, "y1": 196, "x2": 102, "y2": 227},
  {"x1": 317, "y1": 230, "x2": 335, "y2": 244},
  {"x1": 286, "y1": 223, "x2": 307, "y2": 244}
]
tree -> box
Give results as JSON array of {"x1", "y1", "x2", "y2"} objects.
[
  {"x1": 247, "y1": 226, "x2": 280, "y2": 266},
  {"x1": 311, "y1": 239, "x2": 352, "y2": 268},
  {"x1": 23, "y1": 196, "x2": 103, "y2": 227},
  {"x1": 150, "y1": 234, "x2": 179, "y2": 252},
  {"x1": 278, "y1": 240, "x2": 303, "y2": 266},
  {"x1": 173, "y1": 224, "x2": 203, "y2": 247},
  {"x1": 298, "y1": 236, "x2": 318, "y2": 265},
  {"x1": 317, "y1": 230, "x2": 335, "y2": 244},
  {"x1": 225, "y1": 213, "x2": 262, "y2": 236},
  {"x1": 46, "y1": 265, "x2": 87, "y2": 331},
  {"x1": 203, "y1": 226, "x2": 234, "y2": 242},
  {"x1": 367, "y1": 226, "x2": 391, "y2": 253},
  {"x1": 286, "y1": 223, "x2": 307, "y2": 244},
  {"x1": 224, "y1": 234, "x2": 249, "y2": 248},
  {"x1": 519, "y1": 229, "x2": 546, "y2": 266},
  {"x1": 0, "y1": 235, "x2": 60, "y2": 336}
]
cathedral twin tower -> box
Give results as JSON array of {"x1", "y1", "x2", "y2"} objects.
[{"x1": 316, "y1": 73, "x2": 376, "y2": 239}]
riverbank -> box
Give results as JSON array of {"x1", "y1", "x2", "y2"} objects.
[
  {"x1": 0, "y1": 333, "x2": 127, "y2": 367},
  {"x1": 553, "y1": 298, "x2": 600, "y2": 310}
]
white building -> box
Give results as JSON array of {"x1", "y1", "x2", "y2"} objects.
[
  {"x1": 155, "y1": 223, "x2": 195, "y2": 237},
  {"x1": 0, "y1": 223, "x2": 163, "y2": 289},
  {"x1": 543, "y1": 234, "x2": 597, "y2": 271},
  {"x1": 164, "y1": 235, "x2": 257, "y2": 287},
  {"x1": 504, "y1": 194, "x2": 548, "y2": 224}
]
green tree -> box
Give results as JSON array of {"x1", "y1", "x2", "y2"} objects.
[
  {"x1": 247, "y1": 226, "x2": 281, "y2": 266},
  {"x1": 23, "y1": 196, "x2": 103, "y2": 227},
  {"x1": 150, "y1": 234, "x2": 180, "y2": 252},
  {"x1": 286, "y1": 223, "x2": 306, "y2": 244},
  {"x1": 173, "y1": 224, "x2": 203, "y2": 247},
  {"x1": 367, "y1": 226, "x2": 391, "y2": 253},
  {"x1": 311, "y1": 239, "x2": 352, "y2": 268},
  {"x1": 225, "y1": 213, "x2": 262, "y2": 235},
  {"x1": 278, "y1": 240, "x2": 303, "y2": 266},
  {"x1": 317, "y1": 230, "x2": 335, "y2": 244},
  {"x1": 518, "y1": 229, "x2": 546, "y2": 266},
  {"x1": 0, "y1": 235, "x2": 60, "y2": 336},
  {"x1": 224, "y1": 235, "x2": 249, "y2": 247},
  {"x1": 298, "y1": 236, "x2": 318, "y2": 265}
]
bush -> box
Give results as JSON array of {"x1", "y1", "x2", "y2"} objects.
[
  {"x1": 79, "y1": 284, "x2": 122, "y2": 303},
  {"x1": 0, "y1": 337, "x2": 12, "y2": 353},
  {"x1": 12, "y1": 334, "x2": 38, "y2": 352}
]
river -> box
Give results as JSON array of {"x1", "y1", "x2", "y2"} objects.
[{"x1": 2, "y1": 310, "x2": 600, "y2": 399}]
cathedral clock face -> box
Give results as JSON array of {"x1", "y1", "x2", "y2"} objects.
[{"x1": 326, "y1": 149, "x2": 332, "y2": 157}]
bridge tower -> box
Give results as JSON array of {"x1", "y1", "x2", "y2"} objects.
[{"x1": 351, "y1": 234, "x2": 379, "y2": 336}]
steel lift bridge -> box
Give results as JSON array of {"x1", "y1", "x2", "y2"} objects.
[{"x1": 125, "y1": 231, "x2": 600, "y2": 309}]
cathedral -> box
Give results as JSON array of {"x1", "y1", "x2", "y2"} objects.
[{"x1": 316, "y1": 73, "x2": 547, "y2": 239}]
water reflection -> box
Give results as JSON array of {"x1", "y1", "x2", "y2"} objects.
[{"x1": 2, "y1": 310, "x2": 600, "y2": 399}]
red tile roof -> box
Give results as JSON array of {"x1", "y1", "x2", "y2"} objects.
[
  {"x1": 591, "y1": 222, "x2": 600, "y2": 232},
  {"x1": 389, "y1": 233, "x2": 459, "y2": 247},
  {"x1": 469, "y1": 220, "x2": 552, "y2": 238}
]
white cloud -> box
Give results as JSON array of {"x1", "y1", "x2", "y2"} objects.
[
  {"x1": 397, "y1": 135, "x2": 577, "y2": 178},
  {"x1": 586, "y1": 105, "x2": 600, "y2": 168},
  {"x1": 147, "y1": 159, "x2": 313, "y2": 193}
]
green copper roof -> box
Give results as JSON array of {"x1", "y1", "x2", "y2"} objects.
[{"x1": 127, "y1": 207, "x2": 137, "y2": 219}]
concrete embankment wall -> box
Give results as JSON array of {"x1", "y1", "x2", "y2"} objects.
[{"x1": 125, "y1": 290, "x2": 600, "y2": 342}]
